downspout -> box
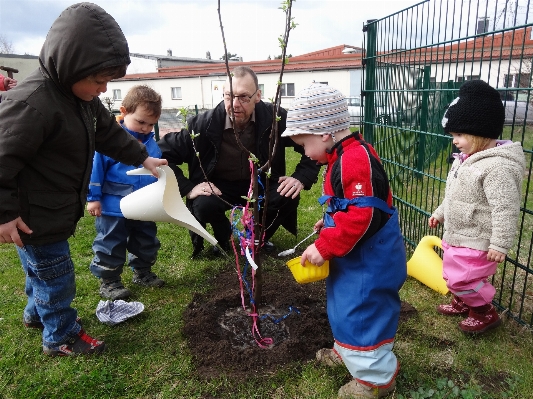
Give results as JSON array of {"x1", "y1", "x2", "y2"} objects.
[{"x1": 199, "y1": 76, "x2": 204, "y2": 109}]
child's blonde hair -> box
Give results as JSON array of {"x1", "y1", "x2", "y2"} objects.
[
  {"x1": 463, "y1": 133, "x2": 494, "y2": 154},
  {"x1": 122, "y1": 85, "x2": 162, "y2": 118}
]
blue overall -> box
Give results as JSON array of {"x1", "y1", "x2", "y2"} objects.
[{"x1": 320, "y1": 195, "x2": 407, "y2": 386}]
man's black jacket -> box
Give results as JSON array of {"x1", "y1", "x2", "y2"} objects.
[{"x1": 158, "y1": 100, "x2": 320, "y2": 198}]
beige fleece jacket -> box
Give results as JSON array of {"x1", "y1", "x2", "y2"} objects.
[{"x1": 432, "y1": 141, "x2": 525, "y2": 254}]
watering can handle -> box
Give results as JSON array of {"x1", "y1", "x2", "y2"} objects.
[
  {"x1": 422, "y1": 235, "x2": 442, "y2": 250},
  {"x1": 407, "y1": 235, "x2": 448, "y2": 295}
]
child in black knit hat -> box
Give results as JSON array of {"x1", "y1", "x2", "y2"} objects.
[{"x1": 429, "y1": 79, "x2": 525, "y2": 334}]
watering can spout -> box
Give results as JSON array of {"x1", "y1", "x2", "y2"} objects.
[
  {"x1": 406, "y1": 235, "x2": 449, "y2": 295},
  {"x1": 120, "y1": 166, "x2": 217, "y2": 245}
]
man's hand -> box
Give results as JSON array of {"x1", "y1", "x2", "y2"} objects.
[
  {"x1": 186, "y1": 182, "x2": 222, "y2": 200},
  {"x1": 142, "y1": 157, "x2": 168, "y2": 178},
  {"x1": 87, "y1": 201, "x2": 102, "y2": 217},
  {"x1": 0, "y1": 217, "x2": 32, "y2": 247},
  {"x1": 277, "y1": 176, "x2": 303, "y2": 199}
]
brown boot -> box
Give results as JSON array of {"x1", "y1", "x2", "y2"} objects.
[
  {"x1": 338, "y1": 379, "x2": 396, "y2": 398},
  {"x1": 459, "y1": 303, "x2": 501, "y2": 334},
  {"x1": 437, "y1": 295, "x2": 469, "y2": 316},
  {"x1": 316, "y1": 348, "x2": 344, "y2": 367}
]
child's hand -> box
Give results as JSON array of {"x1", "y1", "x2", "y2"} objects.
[
  {"x1": 428, "y1": 216, "x2": 440, "y2": 228},
  {"x1": 4, "y1": 77, "x2": 17, "y2": 90},
  {"x1": 301, "y1": 243, "x2": 326, "y2": 266},
  {"x1": 487, "y1": 249, "x2": 506, "y2": 263},
  {"x1": 87, "y1": 201, "x2": 102, "y2": 217},
  {"x1": 0, "y1": 217, "x2": 32, "y2": 248},
  {"x1": 314, "y1": 219, "x2": 324, "y2": 233},
  {"x1": 142, "y1": 157, "x2": 168, "y2": 178}
]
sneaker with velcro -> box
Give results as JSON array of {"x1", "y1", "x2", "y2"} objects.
[
  {"x1": 100, "y1": 279, "x2": 131, "y2": 300},
  {"x1": 132, "y1": 271, "x2": 165, "y2": 287},
  {"x1": 43, "y1": 329, "x2": 105, "y2": 357}
]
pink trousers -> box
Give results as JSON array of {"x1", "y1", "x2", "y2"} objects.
[{"x1": 442, "y1": 240, "x2": 497, "y2": 307}]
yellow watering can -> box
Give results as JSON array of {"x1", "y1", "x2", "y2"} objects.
[{"x1": 407, "y1": 235, "x2": 449, "y2": 295}]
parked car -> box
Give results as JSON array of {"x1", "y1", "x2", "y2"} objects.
[
  {"x1": 503, "y1": 100, "x2": 533, "y2": 125},
  {"x1": 347, "y1": 96, "x2": 403, "y2": 126},
  {"x1": 347, "y1": 96, "x2": 362, "y2": 125}
]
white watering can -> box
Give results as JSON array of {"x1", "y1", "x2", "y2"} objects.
[{"x1": 120, "y1": 165, "x2": 217, "y2": 246}]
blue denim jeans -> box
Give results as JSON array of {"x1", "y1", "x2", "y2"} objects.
[
  {"x1": 90, "y1": 215, "x2": 160, "y2": 280},
  {"x1": 17, "y1": 240, "x2": 81, "y2": 347}
]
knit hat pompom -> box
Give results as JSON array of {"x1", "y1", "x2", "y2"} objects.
[
  {"x1": 441, "y1": 80, "x2": 505, "y2": 139},
  {"x1": 282, "y1": 83, "x2": 350, "y2": 137}
]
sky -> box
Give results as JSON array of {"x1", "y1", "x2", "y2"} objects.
[{"x1": 0, "y1": 0, "x2": 419, "y2": 62}]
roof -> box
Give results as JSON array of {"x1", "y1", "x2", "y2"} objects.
[
  {"x1": 293, "y1": 44, "x2": 364, "y2": 58},
  {"x1": 119, "y1": 28, "x2": 533, "y2": 81},
  {"x1": 120, "y1": 45, "x2": 365, "y2": 81},
  {"x1": 130, "y1": 52, "x2": 223, "y2": 64},
  {"x1": 380, "y1": 27, "x2": 533, "y2": 65}
]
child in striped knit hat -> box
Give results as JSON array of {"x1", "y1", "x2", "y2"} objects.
[{"x1": 282, "y1": 83, "x2": 407, "y2": 398}]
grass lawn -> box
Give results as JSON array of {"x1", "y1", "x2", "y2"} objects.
[{"x1": 1, "y1": 148, "x2": 533, "y2": 399}]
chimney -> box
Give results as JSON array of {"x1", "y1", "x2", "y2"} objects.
[
  {"x1": 206, "y1": 51, "x2": 211, "y2": 60},
  {"x1": 477, "y1": 18, "x2": 489, "y2": 34},
  {"x1": 167, "y1": 49, "x2": 172, "y2": 56}
]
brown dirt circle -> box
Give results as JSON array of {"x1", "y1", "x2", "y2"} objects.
[{"x1": 182, "y1": 258, "x2": 417, "y2": 378}]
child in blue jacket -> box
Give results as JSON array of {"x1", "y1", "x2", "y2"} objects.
[{"x1": 87, "y1": 85, "x2": 165, "y2": 300}]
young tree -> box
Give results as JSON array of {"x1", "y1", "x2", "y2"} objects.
[{"x1": 217, "y1": 0, "x2": 296, "y2": 307}]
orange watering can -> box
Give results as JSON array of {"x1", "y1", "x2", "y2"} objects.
[{"x1": 407, "y1": 235, "x2": 449, "y2": 295}]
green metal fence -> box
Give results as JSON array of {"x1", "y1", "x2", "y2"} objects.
[{"x1": 362, "y1": 0, "x2": 533, "y2": 328}]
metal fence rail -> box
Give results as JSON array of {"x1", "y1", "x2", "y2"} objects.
[{"x1": 363, "y1": 0, "x2": 533, "y2": 327}]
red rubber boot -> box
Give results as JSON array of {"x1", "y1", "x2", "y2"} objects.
[
  {"x1": 437, "y1": 295, "x2": 470, "y2": 316},
  {"x1": 459, "y1": 303, "x2": 501, "y2": 334}
]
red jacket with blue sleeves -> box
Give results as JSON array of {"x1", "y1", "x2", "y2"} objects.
[{"x1": 314, "y1": 132, "x2": 393, "y2": 260}]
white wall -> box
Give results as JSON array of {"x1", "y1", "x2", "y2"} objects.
[
  {"x1": 257, "y1": 70, "x2": 355, "y2": 109},
  {"x1": 102, "y1": 68, "x2": 362, "y2": 111},
  {"x1": 430, "y1": 60, "x2": 524, "y2": 89}
]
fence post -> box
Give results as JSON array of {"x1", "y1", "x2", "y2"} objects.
[
  {"x1": 363, "y1": 19, "x2": 377, "y2": 145},
  {"x1": 415, "y1": 66, "x2": 431, "y2": 178}
]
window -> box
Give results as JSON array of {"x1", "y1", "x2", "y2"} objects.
[
  {"x1": 280, "y1": 83, "x2": 295, "y2": 97},
  {"x1": 171, "y1": 87, "x2": 182, "y2": 100},
  {"x1": 456, "y1": 75, "x2": 480, "y2": 83},
  {"x1": 258, "y1": 84, "x2": 264, "y2": 96},
  {"x1": 504, "y1": 73, "x2": 530, "y2": 88},
  {"x1": 112, "y1": 89, "x2": 121, "y2": 100}
]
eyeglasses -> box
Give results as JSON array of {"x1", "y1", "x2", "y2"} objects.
[{"x1": 224, "y1": 89, "x2": 258, "y2": 104}]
